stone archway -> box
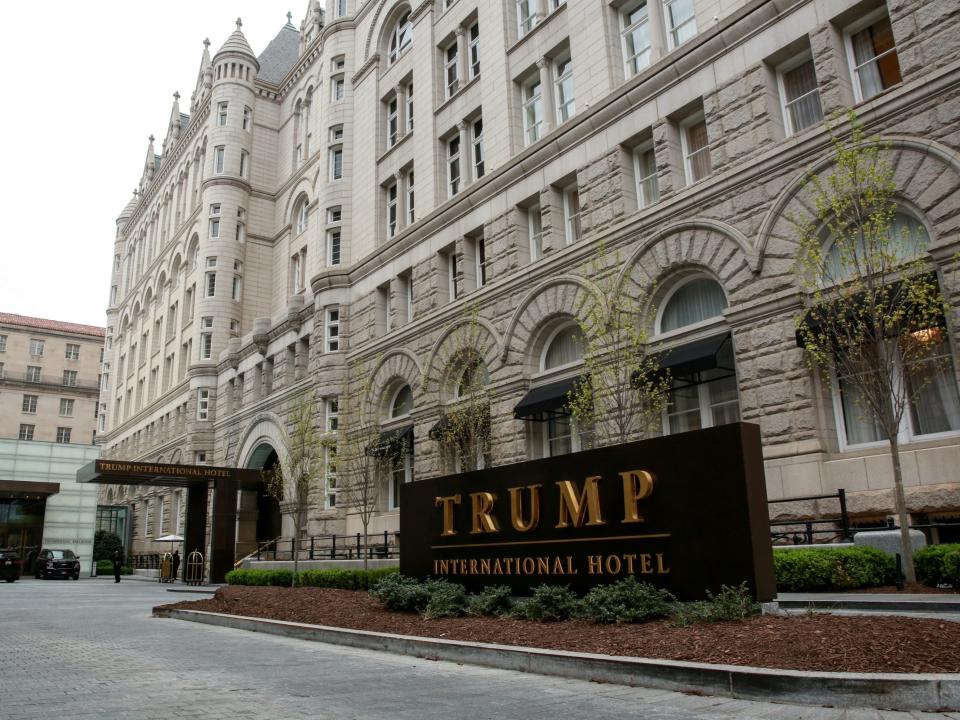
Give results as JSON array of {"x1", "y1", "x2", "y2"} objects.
[{"x1": 235, "y1": 443, "x2": 283, "y2": 558}]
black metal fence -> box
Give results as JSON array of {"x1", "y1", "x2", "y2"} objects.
[
  {"x1": 769, "y1": 489, "x2": 851, "y2": 545},
  {"x1": 253, "y1": 531, "x2": 400, "y2": 561}
]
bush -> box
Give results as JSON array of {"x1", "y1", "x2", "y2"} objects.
[
  {"x1": 774, "y1": 547, "x2": 895, "y2": 591},
  {"x1": 297, "y1": 567, "x2": 398, "y2": 590},
  {"x1": 93, "y1": 530, "x2": 123, "y2": 562},
  {"x1": 671, "y1": 583, "x2": 761, "y2": 626},
  {"x1": 224, "y1": 569, "x2": 293, "y2": 586},
  {"x1": 511, "y1": 584, "x2": 581, "y2": 622},
  {"x1": 369, "y1": 573, "x2": 431, "y2": 612},
  {"x1": 944, "y1": 549, "x2": 960, "y2": 588},
  {"x1": 466, "y1": 585, "x2": 514, "y2": 617},
  {"x1": 581, "y1": 577, "x2": 675, "y2": 624},
  {"x1": 422, "y1": 580, "x2": 468, "y2": 619},
  {"x1": 914, "y1": 544, "x2": 960, "y2": 587},
  {"x1": 96, "y1": 559, "x2": 132, "y2": 575}
]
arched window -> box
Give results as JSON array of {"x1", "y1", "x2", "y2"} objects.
[
  {"x1": 454, "y1": 358, "x2": 489, "y2": 399},
  {"x1": 659, "y1": 277, "x2": 727, "y2": 333},
  {"x1": 823, "y1": 211, "x2": 928, "y2": 281},
  {"x1": 542, "y1": 323, "x2": 583, "y2": 370},
  {"x1": 388, "y1": 12, "x2": 413, "y2": 64},
  {"x1": 390, "y1": 384, "x2": 413, "y2": 418},
  {"x1": 295, "y1": 196, "x2": 309, "y2": 235}
]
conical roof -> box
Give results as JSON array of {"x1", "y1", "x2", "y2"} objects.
[
  {"x1": 216, "y1": 18, "x2": 257, "y2": 64},
  {"x1": 119, "y1": 191, "x2": 139, "y2": 220}
]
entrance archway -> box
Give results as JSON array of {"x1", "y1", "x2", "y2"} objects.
[{"x1": 237, "y1": 443, "x2": 282, "y2": 558}]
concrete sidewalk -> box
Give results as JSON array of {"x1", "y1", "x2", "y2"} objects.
[{"x1": 776, "y1": 591, "x2": 960, "y2": 618}]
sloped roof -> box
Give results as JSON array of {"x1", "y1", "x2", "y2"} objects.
[
  {"x1": 0, "y1": 313, "x2": 105, "y2": 338},
  {"x1": 218, "y1": 23, "x2": 256, "y2": 59},
  {"x1": 257, "y1": 22, "x2": 300, "y2": 86},
  {"x1": 180, "y1": 113, "x2": 190, "y2": 130}
]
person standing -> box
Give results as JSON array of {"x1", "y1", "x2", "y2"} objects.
[
  {"x1": 171, "y1": 550, "x2": 180, "y2": 582},
  {"x1": 113, "y1": 550, "x2": 122, "y2": 583}
]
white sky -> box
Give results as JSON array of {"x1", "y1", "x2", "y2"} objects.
[{"x1": 0, "y1": 2, "x2": 300, "y2": 327}]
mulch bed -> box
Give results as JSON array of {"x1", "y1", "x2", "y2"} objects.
[{"x1": 158, "y1": 586, "x2": 960, "y2": 673}]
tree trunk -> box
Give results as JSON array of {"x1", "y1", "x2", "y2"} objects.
[{"x1": 888, "y1": 435, "x2": 916, "y2": 583}]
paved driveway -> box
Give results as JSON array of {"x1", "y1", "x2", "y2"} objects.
[{"x1": 1, "y1": 577, "x2": 957, "y2": 720}]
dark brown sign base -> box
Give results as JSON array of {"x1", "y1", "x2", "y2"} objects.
[{"x1": 400, "y1": 422, "x2": 775, "y2": 601}]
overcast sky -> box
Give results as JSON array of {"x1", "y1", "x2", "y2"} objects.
[{"x1": 0, "y1": 2, "x2": 299, "y2": 327}]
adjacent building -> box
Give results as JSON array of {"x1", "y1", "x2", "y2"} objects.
[{"x1": 98, "y1": 0, "x2": 960, "y2": 563}]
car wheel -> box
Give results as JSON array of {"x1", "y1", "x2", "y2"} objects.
[
  {"x1": 72, "y1": 573, "x2": 79, "y2": 580},
  {"x1": 5, "y1": 578, "x2": 15, "y2": 583}
]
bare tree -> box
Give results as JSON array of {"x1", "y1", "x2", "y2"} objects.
[
  {"x1": 567, "y1": 243, "x2": 672, "y2": 447},
  {"x1": 794, "y1": 115, "x2": 950, "y2": 583},
  {"x1": 262, "y1": 392, "x2": 323, "y2": 585}
]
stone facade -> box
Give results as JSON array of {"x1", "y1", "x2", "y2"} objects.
[{"x1": 99, "y1": 0, "x2": 960, "y2": 559}]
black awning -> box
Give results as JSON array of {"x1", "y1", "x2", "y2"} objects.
[
  {"x1": 795, "y1": 274, "x2": 945, "y2": 350},
  {"x1": 513, "y1": 375, "x2": 584, "y2": 421},
  {"x1": 638, "y1": 332, "x2": 734, "y2": 388},
  {"x1": 366, "y1": 425, "x2": 413, "y2": 457},
  {"x1": 428, "y1": 415, "x2": 450, "y2": 441}
]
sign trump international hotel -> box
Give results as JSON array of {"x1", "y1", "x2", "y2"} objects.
[{"x1": 400, "y1": 423, "x2": 776, "y2": 600}]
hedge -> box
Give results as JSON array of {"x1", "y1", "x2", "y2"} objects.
[
  {"x1": 225, "y1": 566, "x2": 398, "y2": 588},
  {"x1": 773, "y1": 546, "x2": 895, "y2": 591},
  {"x1": 914, "y1": 544, "x2": 960, "y2": 587},
  {"x1": 95, "y1": 559, "x2": 132, "y2": 575}
]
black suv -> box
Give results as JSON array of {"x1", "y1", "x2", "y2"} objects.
[
  {"x1": 34, "y1": 549, "x2": 81, "y2": 580},
  {"x1": 0, "y1": 548, "x2": 22, "y2": 582}
]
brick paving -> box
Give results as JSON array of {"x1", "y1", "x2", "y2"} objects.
[{"x1": 1, "y1": 577, "x2": 959, "y2": 720}]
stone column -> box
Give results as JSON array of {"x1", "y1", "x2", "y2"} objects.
[
  {"x1": 646, "y1": 0, "x2": 667, "y2": 63},
  {"x1": 455, "y1": 27, "x2": 468, "y2": 87},
  {"x1": 457, "y1": 121, "x2": 470, "y2": 189},
  {"x1": 394, "y1": 171, "x2": 406, "y2": 232},
  {"x1": 537, "y1": 56, "x2": 555, "y2": 137}
]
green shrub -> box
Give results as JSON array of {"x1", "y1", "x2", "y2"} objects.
[
  {"x1": 944, "y1": 549, "x2": 960, "y2": 588},
  {"x1": 671, "y1": 583, "x2": 761, "y2": 626},
  {"x1": 422, "y1": 580, "x2": 468, "y2": 619},
  {"x1": 512, "y1": 584, "x2": 581, "y2": 622},
  {"x1": 369, "y1": 573, "x2": 431, "y2": 612},
  {"x1": 96, "y1": 559, "x2": 132, "y2": 575},
  {"x1": 466, "y1": 585, "x2": 514, "y2": 617},
  {"x1": 914, "y1": 544, "x2": 960, "y2": 587},
  {"x1": 581, "y1": 577, "x2": 675, "y2": 624},
  {"x1": 297, "y1": 567, "x2": 398, "y2": 590},
  {"x1": 224, "y1": 569, "x2": 293, "y2": 586},
  {"x1": 773, "y1": 547, "x2": 894, "y2": 591}
]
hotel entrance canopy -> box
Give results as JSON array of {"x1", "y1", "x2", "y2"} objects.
[{"x1": 76, "y1": 459, "x2": 262, "y2": 489}]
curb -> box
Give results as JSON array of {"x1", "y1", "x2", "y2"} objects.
[
  {"x1": 778, "y1": 598, "x2": 960, "y2": 613},
  {"x1": 154, "y1": 607, "x2": 960, "y2": 711}
]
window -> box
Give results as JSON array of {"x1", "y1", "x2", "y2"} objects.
[
  {"x1": 200, "y1": 317, "x2": 213, "y2": 359},
  {"x1": 325, "y1": 447, "x2": 338, "y2": 509},
  {"x1": 296, "y1": 143, "x2": 304, "y2": 167},
  {"x1": 634, "y1": 142, "x2": 659, "y2": 208},
  {"x1": 543, "y1": 324, "x2": 584, "y2": 370},
  {"x1": 331, "y1": 75, "x2": 345, "y2": 102},
  {"x1": 242, "y1": 105, "x2": 252, "y2": 130},
  {"x1": 195, "y1": 451, "x2": 207, "y2": 465},
  {"x1": 335, "y1": 0, "x2": 347, "y2": 17},
  {"x1": 205, "y1": 271, "x2": 216, "y2": 297},
  {"x1": 232, "y1": 274, "x2": 242, "y2": 301},
  {"x1": 325, "y1": 307, "x2": 340, "y2": 352},
  {"x1": 444, "y1": 42, "x2": 459, "y2": 98},
  {"x1": 62, "y1": 370, "x2": 77, "y2": 387},
  {"x1": 621, "y1": 1, "x2": 651, "y2": 77},
  {"x1": 386, "y1": 182, "x2": 398, "y2": 238},
  {"x1": 59, "y1": 398, "x2": 74, "y2": 417},
  {"x1": 665, "y1": 341, "x2": 740, "y2": 434},
  {"x1": 290, "y1": 249, "x2": 306, "y2": 293},
  {"x1": 390, "y1": 452, "x2": 412, "y2": 510},
  {"x1": 523, "y1": 78, "x2": 543, "y2": 145},
  {"x1": 468, "y1": 22, "x2": 480, "y2": 77},
  {"x1": 391, "y1": 385, "x2": 414, "y2": 418},
  {"x1": 209, "y1": 204, "x2": 221, "y2": 238},
  {"x1": 403, "y1": 271, "x2": 414, "y2": 323},
  {"x1": 387, "y1": 94, "x2": 399, "y2": 147},
  {"x1": 330, "y1": 147, "x2": 343, "y2": 180},
  {"x1": 476, "y1": 237, "x2": 488, "y2": 287},
  {"x1": 22, "y1": 395, "x2": 38, "y2": 413},
  {"x1": 295, "y1": 197, "x2": 309, "y2": 234},
  {"x1": 56, "y1": 427, "x2": 71, "y2": 444},
  {"x1": 846, "y1": 12, "x2": 902, "y2": 102},
  {"x1": 326, "y1": 398, "x2": 339, "y2": 431},
  {"x1": 236, "y1": 207, "x2": 246, "y2": 242},
  {"x1": 217, "y1": 102, "x2": 228, "y2": 126},
  {"x1": 18, "y1": 424, "x2": 34, "y2": 441},
  {"x1": 239, "y1": 150, "x2": 249, "y2": 178},
  {"x1": 389, "y1": 12, "x2": 413, "y2": 63},
  {"x1": 29, "y1": 339, "x2": 44, "y2": 357},
  {"x1": 406, "y1": 170, "x2": 416, "y2": 224},
  {"x1": 214, "y1": 146, "x2": 225, "y2": 174},
  {"x1": 330, "y1": 125, "x2": 344, "y2": 142},
  {"x1": 517, "y1": 0, "x2": 536, "y2": 36},
  {"x1": 563, "y1": 186, "x2": 581, "y2": 245},
  {"x1": 546, "y1": 415, "x2": 579, "y2": 456},
  {"x1": 681, "y1": 113, "x2": 711, "y2": 184},
  {"x1": 554, "y1": 56, "x2": 575, "y2": 123},
  {"x1": 0, "y1": 335, "x2": 6, "y2": 352},
  {"x1": 665, "y1": 0, "x2": 697, "y2": 48},
  {"x1": 332, "y1": 55, "x2": 345, "y2": 72},
  {"x1": 65, "y1": 343, "x2": 80, "y2": 360},
  {"x1": 328, "y1": 206, "x2": 342, "y2": 224},
  {"x1": 197, "y1": 389, "x2": 210, "y2": 420},
  {"x1": 445, "y1": 248, "x2": 459, "y2": 301},
  {"x1": 658, "y1": 276, "x2": 728, "y2": 333},
  {"x1": 528, "y1": 204, "x2": 543, "y2": 261},
  {"x1": 446, "y1": 135, "x2": 461, "y2": 198},
  {"x1": 230, "y1": 319, "x2": 241, "y2": 336},
  {"x1": 327, "y1": 229, "x2": 341, "y2": 266},
  {"x1": 472, "y1": 118, "x2": 485, "y2": 180},
  {"x1": 824, "y1": 212, "x2": 928, "y2": 281},
  {"x1": 406, "y1": 82, "x2": 414, "y2": 131},
  {"x1": 778, "y1": 56, "x2": 823, "y2": 135}
]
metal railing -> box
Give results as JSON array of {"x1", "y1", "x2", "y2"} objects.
[
  {"x1": 769, "y1": 489, "x2": 851, "y2": 545},
  {"x1": 254, "y1": 532, "x2": 400, "y2": 562}
]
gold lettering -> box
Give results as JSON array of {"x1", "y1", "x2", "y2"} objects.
[
  {"x1": 587, "y1": 555, "x2": 603, "y2": 574},
  {"x1": 435, "y1": 494, "x2": 462, "y2": 536},
  {"x1": 656, "y1": 553, "x2": 670, "y2": 574},
  {"x1": 566, "y1": 555, "x2": 578, "y2": 575},
  {"x1": 605, "y1": 554, "x2": 622, "y2": 574},
  {"x1": 552, "y1": 556, "x2": 566, "y2": 574},
  {"x1": 470, "y1": 492, "x2": 500, "y2": 534},
  {"x1": 469, "y1": 558, "x2": 479, "y2": 575},
  {"x1": 493, "y1": 559, "x2": 504, "y2": 575},
  {"x1": 555, "y1": 476, "x2": 605, "y2": 528},
  {"x1": 508, "y1": 484, "x2": 541, "y2": 532},
  {"x1": 433, "y1": 560, "x2": 439, "y2": 575},
  {"x1": 620, "y1": 470, "x2": 654, "y2": 523},
  {"x1": 639, "y1": 554, "x2": 653, "y2": 574},
  {"x1": 623, "y1": 553, "x2": 636, "y2": 574},
  {"x1": 480, "y1": 558, "x2": 491, "y2": 575},
  {"x1": 505, "y1": 558, "x2": 513, "y2": 575},
  {"x1": 536, "y1": 556, "x2": 550, "y2": 575},
  {"x1": 522, "y1": 557, "x2": 535, "y2": 574},
  {"x1": 438, "y1": 559, "x2": 449, "y2": 575}
]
